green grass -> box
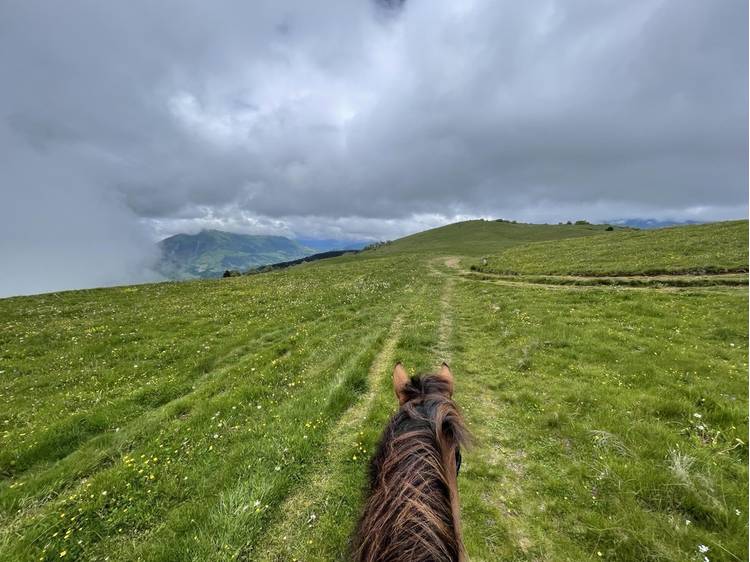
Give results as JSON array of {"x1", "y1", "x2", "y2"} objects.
[
  {"x1": 373, "y1": 220, "x2": 617, "y2": 257},
  {"x1": 453, "y1": 278, "x2": 747, "y2": 561},
  {"x1": 475, "y1": 220, "x2": 748, "y2": 276},
  {"x1": 465, "y1": 272, "x2": 749, "y2": 288},
  {"x1": 158, "y1": 230, "x2": 312, "y2": 279},
  {"x1": 0, "y1": 221, "x2": 747, "y2": 561}
]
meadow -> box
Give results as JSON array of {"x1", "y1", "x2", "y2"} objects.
[
  {"x1": 0, "y1": 220, "x2": 747, "y2": 561},
  {"x1": 475, "y1": 221, "x2": 748, "y2": 276}
]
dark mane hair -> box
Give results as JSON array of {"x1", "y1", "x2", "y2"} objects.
[{"x1": 353, "y1": 371, "x2": 469, "y2": 562}]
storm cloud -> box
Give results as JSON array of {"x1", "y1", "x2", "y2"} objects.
[{"x1": 0, "y1": 0, "x2": 747, "y2": 296}]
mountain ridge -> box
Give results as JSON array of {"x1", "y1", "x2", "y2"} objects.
[{"x1": 157, "y1": 229, "x2": 314, "y2": 279}]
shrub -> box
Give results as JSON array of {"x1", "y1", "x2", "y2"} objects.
[{"x1": 362, "y1": 240, "x2": 392, "y2": 251}]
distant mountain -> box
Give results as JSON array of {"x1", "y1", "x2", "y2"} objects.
[
  {"x1": 295, "y1": 238, "x2": 370, "y2": 252},
  {"x1": 157, "y1": 230, "x2": 314, "y2": 279},
  {"x1": 612, "y1": 219, "x2": 701, "y2": 229}
]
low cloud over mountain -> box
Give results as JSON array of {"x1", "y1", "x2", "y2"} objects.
[{"x1": 0, "y1": 1, "x2": 746, "y2": 296}]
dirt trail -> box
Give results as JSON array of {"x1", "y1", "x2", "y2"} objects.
[
  {"x1": 256, "y1": 314, "x2": 404, "y2": 561},
  {"x1": 443, "y1": 256, "x2": 460, "y2": 269},
  {"x1": 442, "y1": 264, "x2": 536, "y2": 555},
  {"x1": 429, "y1": 257, "x2": 460, "y2": 367},
  {"x1": 437, "y1": 278, "x2": 455, "y2": 365},
  {"x1": 329, "y1": 313, "x2": 404, "y2": 439}
]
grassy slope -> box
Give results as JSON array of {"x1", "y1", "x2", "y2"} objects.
[
  {"x1": 158, "y1": 230, "x2": 312, "y2": 279},
  {"x1": 477, "y1": 220, "x2": 749, "y2": 276},
  {"x1": 374, "y1": 220, "x2": 617, "y2": 257},
  {"x1": 454, "y1": 277, "x2": 746, "y2": 560},
  {"x1": 0, "y1": 221, "x2": 747, "y2": 561}
]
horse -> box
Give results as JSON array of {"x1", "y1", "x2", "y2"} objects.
[{"x1": 353, "y1": 362, "x2": 469, "y2": 562}]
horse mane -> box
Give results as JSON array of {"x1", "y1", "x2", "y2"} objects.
[{"x1": 353, "y1": 372, "x2": 469, "y2": 562}]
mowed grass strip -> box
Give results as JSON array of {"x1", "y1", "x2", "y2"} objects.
[
  {"x1": 453, "y1": 279, "x2": 747, "y2": 561},
  {"x1": 476, "y1": 220, "x2": 749, "y2": 276}
]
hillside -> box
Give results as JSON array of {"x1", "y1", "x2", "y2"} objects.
[
  {"x1": 475, "y1": 220, "x2": 748, "y2": 276},
  {"x1": 157, "y1": 230, "x2": 313, "y2": 279},
  {"x1": 0, "y1": 220, "x2": 747, "y2": 561},
  {"x1": 374, "y1": 219, "x2": 621, "y2": 257}
]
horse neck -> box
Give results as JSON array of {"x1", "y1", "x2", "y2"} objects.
[{"x1": 355, "y1": 403, "x2": 465, "y2": 562}]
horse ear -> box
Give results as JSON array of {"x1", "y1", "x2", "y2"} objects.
[
  {"x1": 440, "y1": 362, "x2": 454, "y2": 397},
  {"x1": 393, "y1": 362, "x2": 409, "y2": 405}
]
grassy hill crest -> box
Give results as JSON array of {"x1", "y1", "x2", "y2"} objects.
[
  {"x1": 474, "y1": 220, "x2": 748, "y2": 276},
  {"x1": 373, "y1": 219, "x2": 621, "y2": 256}
]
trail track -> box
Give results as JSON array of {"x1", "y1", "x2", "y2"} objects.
[
  {"x1": 262, "y1": 258, "x2": 460, "y2": 559},
  {"x1": 435, "y1": 257, "x2": 458, "y2": 366},
  {"x1": 257, "y1": 314, "x2": 404, "y2": 561}
]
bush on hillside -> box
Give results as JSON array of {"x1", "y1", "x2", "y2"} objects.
[{"x1": 362, "y1": 240, "x2": 392, "y2": 251}]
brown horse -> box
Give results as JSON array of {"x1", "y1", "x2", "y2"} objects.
[{"x1": 353, "y1": 362, "x2": 469, "y2": 562}]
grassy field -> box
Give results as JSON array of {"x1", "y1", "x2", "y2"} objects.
[
  {"x1": 375, "y1": 220, "x2": 617, "y2": 257},
  {"x1": 0, "y1": 221, "x2": 747, "y2": 561},
  {"x1": 474, "y1": 221, "x2": 748, "y2": 276}
]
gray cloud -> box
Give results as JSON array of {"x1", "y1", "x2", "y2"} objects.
[{"x1": 0, "y1": 0, "x2": 746, "y2": 296}]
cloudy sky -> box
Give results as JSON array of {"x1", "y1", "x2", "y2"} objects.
[{"x1": 0, "y1": 0, "x2": 747, "y2": 296}]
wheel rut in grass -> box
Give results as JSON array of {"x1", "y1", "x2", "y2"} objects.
[
  {"x1": 430, "y1": 256, "x2": 460, "y2": 367},
  {"x1": 333, "y1": 313, "x2": 404, "y2": 436},
  {"x1": 256, "y1": 313, "x2": 404, "y2": 561},
  {"x1": 437, "y1": 275, "x2": 455, "y2": 366},
  {"x1": 447, "y1": 296, "x2": 537, "y2": 557}
]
